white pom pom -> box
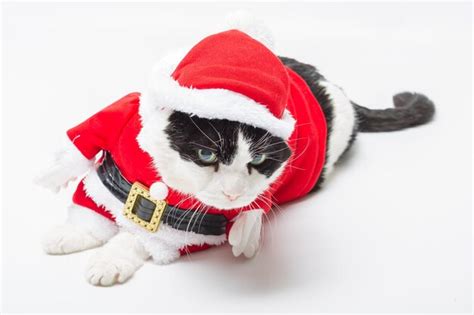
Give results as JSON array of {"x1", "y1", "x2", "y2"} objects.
[
  {"x1": 150, "y1": 181, "x2": 169, "y2": 200},
  {"x1": 223, "y1": 10, "x2": 275, "y2": 50}
]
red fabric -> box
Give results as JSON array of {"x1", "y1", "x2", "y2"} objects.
[
  {"x1": 271, "y1": 68, "x2": 327, "y2": 204},
  {"x1": 73, "y1": 181, "x2": 116, "y2": 221},
  {"x1": 172, "y1": 30, "x2": 289, "y2": 119}
]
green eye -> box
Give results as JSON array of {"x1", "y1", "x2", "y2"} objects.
[
  {"x1": 198, "y1": 149, "x2": 217, "y2": 164},
  {"x1": 250, "y1": 153, "x2": 266, "y2": 166}
]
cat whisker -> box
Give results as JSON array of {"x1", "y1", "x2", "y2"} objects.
[
  {"x1": 207, "y1": 120, "x2": 224, "y2": 150},
  {"x1": 256, "y1": 136, "x2": 308, "y2": 150},
  {"x1": 255, "y1": 147, "x2": 292, "y2": 156},
  {"x1": 182, "y1": 200, "x2": 206, "y2": 262},
  {"x1": 175, "y1": 199, "x2": 200, "y2": 228},
  {"x1": 252, "y1": 130, "x2": 272, "y2": 148},
  {"x1": 189, "y1": 142, "x2": 217, "y2": 152},
  {"x1": 251, "y1": 198, "x2": 275, "y2": 250},
  {"x1": 195, "y1": 207, "x2": 211, "y2": 239},
  {"x1": 288, "y1": 137, "x2": 311, "y2": 164},
  {"x1": 266, "y1": 158, "x2": 307, "y2": 171},
  {"x1": 189, "y1": 116, "x2": 220, "y2": 149},
  {"x1": 188, "y1": 202, "x2": 207, "y2": 234},
  {"x1": 165, "y1": 195, "x2": 193, "y2": 226}
]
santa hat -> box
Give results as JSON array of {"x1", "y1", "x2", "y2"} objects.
[{"x1": 144, "y1": 20, "x2": 295, "y2": 139}]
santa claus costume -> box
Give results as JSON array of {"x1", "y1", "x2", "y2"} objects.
[{"x1": 60, "y1": 28, "x2": 327, "y2": 260}]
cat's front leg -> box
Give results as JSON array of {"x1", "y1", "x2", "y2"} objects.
[
  {"x1": 85, "y1": 231, "x2": 150, "y2": 286},
  {"x1": 228, "y1": 209, "x2": 263, "y2": 258},
  {"x1": 42, "y1": 204, "x2": 118, "y2": 254}
]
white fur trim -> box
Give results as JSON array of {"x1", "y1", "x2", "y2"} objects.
[
  {"x1": 82, "y1": 169, "x2": 227, "y2": 257},
  {"x1": 35, "y1": 134, "x2": 94, "y2": 193},
  {"x1": 319, "y1": 81, "x2": 356, "y2": 175},
  {"x1": 150, "y1": 181, "x2": 169, "y2": 200},
  {"x1": 223, "y1": 10, "x2": 275, "y2": 50},
  {"x1": 143, "y1": 51, "x2": 296, "y2": 140}
]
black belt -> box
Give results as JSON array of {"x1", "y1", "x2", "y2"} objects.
[{"x1": 97, "y1": 152, "x2": 228, "y2": 236}]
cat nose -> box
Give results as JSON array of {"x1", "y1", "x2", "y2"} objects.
[{"x1": 222, "y1": 191, "x2": 241, "y2": 201}]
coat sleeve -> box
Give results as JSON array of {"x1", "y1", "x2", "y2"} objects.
[{"x1": 66, "y1": 93, "x2": 140, "y2": 160}]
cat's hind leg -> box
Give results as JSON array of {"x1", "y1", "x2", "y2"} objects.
[
  {"x1": 85, "y1": 231, "x2": 150, "y2": 286},
  {"x1": 42, "y1": 204, "x2": 118, "y2": 255}
]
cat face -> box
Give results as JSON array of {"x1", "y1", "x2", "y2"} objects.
[{"x1": 138, "y1": 108, "x2": 292, "y2": 210}]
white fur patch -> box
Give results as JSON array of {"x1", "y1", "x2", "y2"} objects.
[{"x1": 319, "y1": 81, "x2": 356, "y2": 175}]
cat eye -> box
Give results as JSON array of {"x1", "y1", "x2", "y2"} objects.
[
  {"x1": 197, "y1": 149, "x2": 218, "y2": 164},
  {"x1": 250, "y1": 153, "x2": 266, "y2": 166}
]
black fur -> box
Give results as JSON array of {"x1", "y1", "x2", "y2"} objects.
[
  {"x1": 165, "y1": 111, "x2": 291, "y2": 178},
  {"x1": 353, "y1": 92, "x2": 435, "y2": 132},
  {"x1": 241, "y1": 124, "x2": 292, "y2": 177},
  {"x1": 279, "y1": 56, "x2": 351, "y2": 190}
]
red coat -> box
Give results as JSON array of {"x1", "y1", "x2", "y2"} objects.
[{"x1": 69, "y1": 67, "x2": 327, "y2": 231}]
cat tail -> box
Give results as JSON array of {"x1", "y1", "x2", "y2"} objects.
[{"x1": 353, "y1": 92, "x2": 435, "y2": 132}]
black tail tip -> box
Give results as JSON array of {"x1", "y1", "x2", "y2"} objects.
[{"x1": 393, "y1": 91, "x2": 435, "y2": 126}]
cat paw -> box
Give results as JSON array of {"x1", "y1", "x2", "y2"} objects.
[
  {"x1": 228, "y1": 209, "x2": 263, "y2": 258},
  {"x1": 85, "y1": 257, "x2": 137, "y2": 286},
  {"x1": 85, "y1": 232, "x2": 148, "y2": 286},
  {"x1": 42, "y1": 224, "x2": 103, "y2": 254}
]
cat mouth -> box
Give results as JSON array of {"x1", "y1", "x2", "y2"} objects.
[{"x1": 195, "y1": 192, "x2": 257, "y2": 210}]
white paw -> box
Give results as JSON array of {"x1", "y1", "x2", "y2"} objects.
[
  {"x1": 85, "y1": 257, "x2": 138, "y2": 286},
  {"x1": 228, "y1": 209, "x2": 263, "y2": 258},
  {"x1": 42, "y1": 224, "x2": 103, "y2": 254},
  {"x1": 85, "y1": 232, "x2": 148, "y2": 286}
]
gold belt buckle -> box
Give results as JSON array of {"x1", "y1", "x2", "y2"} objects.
[{"x1": 123, "y1": 182, "x2": 167, "y2": 233}]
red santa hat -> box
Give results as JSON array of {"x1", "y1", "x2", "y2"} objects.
[{"x1": 144, "y1": 20, "x2": 296, "y2": 139}]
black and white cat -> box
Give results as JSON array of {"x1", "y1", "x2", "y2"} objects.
[{"x1": 36, "y1": 24, "x2": 434, "y2": 286}]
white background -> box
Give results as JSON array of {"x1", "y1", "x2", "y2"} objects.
[{"x1": 2, "y1": 1, "x2": 472, "y2": 313}]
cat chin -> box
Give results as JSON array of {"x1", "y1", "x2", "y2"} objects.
[{"x1": 195, "y1": 192, "x2": 260, "y2": 210}]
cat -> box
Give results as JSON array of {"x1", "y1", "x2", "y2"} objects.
[{"x1": 36, "y1": 30, "x2": 434, "y2": 286}]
